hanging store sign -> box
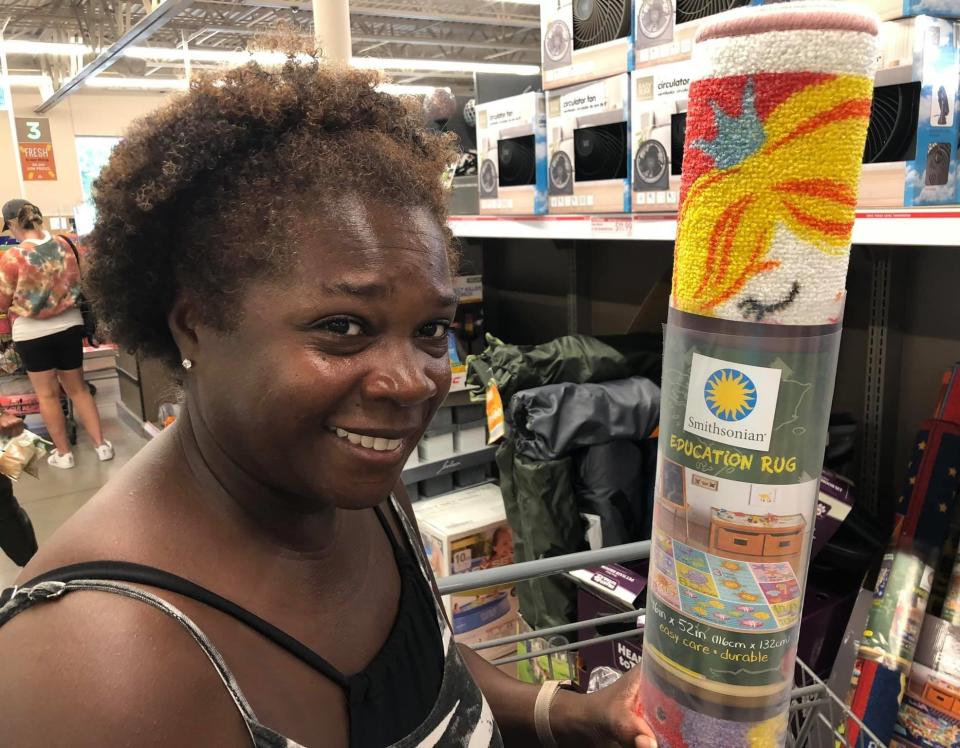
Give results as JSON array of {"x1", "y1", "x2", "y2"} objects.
[{"x1": 16, "y1": 117, "x2": 56, "y2": 180}]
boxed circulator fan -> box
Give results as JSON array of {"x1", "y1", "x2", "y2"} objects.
[
  {"x1": 859, "y1": 16, "x2": 960, "y2": 207},
  {"x1": 547, "y1": 73, "x2": 632, "y2": 213},
  {"x1": 630, "y1": 61, "x2": 691, "y2": 212},
  {"x1": 475, "y1": 92, "x2": 548, "y2": 215},
  {"x1": 857, "y1": 0, "x2": 960, "y2": 21},
  {"x1": 541, "y1": 0, "x2": 636, "y2": 90},
  {"x1": 633, "y1": 0, "x2": 759, "y2": 69}
]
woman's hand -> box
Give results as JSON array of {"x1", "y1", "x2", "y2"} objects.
[
  {"x1": 0, "y1": 412, "x2": 24, "y2": 438},
  {"x1": 554, "y1": 667, "x2": 657, "y2": 748}
]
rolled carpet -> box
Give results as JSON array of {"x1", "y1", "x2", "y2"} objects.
[{"x1": 638, "y1": 3, "x2": 878, "y2": 745}]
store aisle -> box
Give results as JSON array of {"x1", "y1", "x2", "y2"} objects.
[{"x1": 0, "y1": 377, "x2": 147, "y2": 588}]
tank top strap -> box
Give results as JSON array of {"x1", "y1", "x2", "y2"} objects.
[
  {"x1": 0, "y1": 578, "x2": 260, "y2": 745},
  {"x1": 3, "y1": 560, "x2": 351, "y2": 688},
  {"x1": 384, "y1": 494, "x2": 449, "y2": 626}
]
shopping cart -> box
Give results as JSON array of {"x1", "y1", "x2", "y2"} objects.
[
  {"x1": 439, "y1": 541, "x2": 884, "y2": 748},
  {"x1": 0, "y1": 374, "x2": 77, "y2": 445}
]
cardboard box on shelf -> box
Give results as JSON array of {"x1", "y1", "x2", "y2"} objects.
[
  {"x1": 859, "y1": 0, "x2": 960, "y2": 21},
  {"x1": 860, "y1": 16, "x2": 960, "y2": 208},
  {"x1": 567, "y1": 563, "x2": 646, "y2": 691},
  {"x1": 541, "y1": 0, "x2": 636, "y2": 91},
  {"x1": 811, "y1": 469, "x2": 857, "y2": 561},
  {"x1": 476, "y1": 92, "x2": 548, "y2": 215},
  {"x1": 413, "y1": 484, "x2": 520, "y2": 671},
  {"x1": 547, "y1": 73, "x2": 632, "y2": 214},
  {"x1": 630, "y1": 16, "x2": 960, "y2": 211},
  {"x1": 630, "y1": 61, "x2": 691, "y2": 213},
  {"x1": 634, "y1": 0, "x2": 773, "y2": 71},
  {"x1": 891, "y1": 614, "x2": 960, "y2": 747}
]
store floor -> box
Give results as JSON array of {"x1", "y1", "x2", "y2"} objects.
[{"x1": 0, "y1": 375, "x2": 147, "y2": 588}]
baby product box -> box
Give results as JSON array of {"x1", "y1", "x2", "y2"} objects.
[
  {"x1": 567, "y1": 563, "x2": 646, "y2": 692},
  {"x1": 891, "y1": 614, "x2": 960, "y2": 748},
  {"x1": 414, "y1": 484, "x2": 519, "y2": 672},
  {"x1": 541, "y1": 0, "x2": 636, "y2": 91},
  {"x1": 630, "y1": 61, "x2": 691, "y2": 213},
  {"x1": 476, "y1": 92, "x2": 548, "y2": 215},
  {"x1": 861, "y1": 16, "x2": 960, "y2": 207},
  {"x1": 546, "y1": 73, "x2": 632, "y2": 213}
]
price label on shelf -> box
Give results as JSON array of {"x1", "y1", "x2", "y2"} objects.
[{"x1": 590, "y1": 216, "x2": 633, "y2": 237}]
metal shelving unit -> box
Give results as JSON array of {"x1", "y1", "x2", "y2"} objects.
[
  {"x1": 401, "y1": 445, "x2": 497, "y2": 484},
  {"x1": 449, "y1": 208, "x2": 960, "y2": 247}
]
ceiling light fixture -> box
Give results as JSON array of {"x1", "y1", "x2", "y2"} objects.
[
  {"x1": 1, "y1": 40, "x2": 94, "y2": 56},
  {"x1": 352, "y1": 57, "x2": 539, "y2": 76},
  {"x1": 2, "y1": 40, "x2": 539, "y2": 76},
  {"x1": 84, "y1": 76, "x2": 188, "y2": 90},
  {"x1": 6, "y1": 74, "x2": 52, "y2": 87},
  {"x1": 377, "y1": 84, "x2": 449, "y2": 96}
]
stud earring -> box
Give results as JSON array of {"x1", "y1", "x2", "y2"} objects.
[{"x1": 181, "y1": 359, "x2": 193, "y2": 370}]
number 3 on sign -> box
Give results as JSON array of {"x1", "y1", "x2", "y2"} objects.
[{"x1": 25, "y1": 121, "x2": 41, "y2": 141}]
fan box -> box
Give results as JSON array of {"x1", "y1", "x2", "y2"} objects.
[
  {"x1": 546, "y1": 73, "x2": 632, "y2": 214},
  {"x1": 860, "y1": 16, "x2": 960, "y2": 207},
  {"x1": 541, "y1": 0, "x2": 636, "y2": 91},
  {"x1": 857, "y1": 0, "x2": 960, "y2": 21},
  {"x1": 628, "y1": 17, "x2": 960, "y2": 210},
  {"x1": 630, "y1": 61, "x2": 691, "y2": 212},
  {"x1": 476, "y1": 92, "x2": 548, "y2": 215},
  {"x1": 634, "y1": 0, "x2": 767, "y2": 70}
]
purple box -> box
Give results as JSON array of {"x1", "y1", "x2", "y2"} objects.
[
  {"x1": 811, "y1": 470, "x2": 856, "y2": 561},
  {"x1": 567, "y1": 563, "x2": 646, "y2": 692}
]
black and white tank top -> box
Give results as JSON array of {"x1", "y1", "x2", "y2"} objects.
[{"x1": 0, "y1": 496, "x2": 503, "y2": 747}]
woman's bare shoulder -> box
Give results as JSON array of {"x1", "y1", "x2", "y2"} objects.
[
  {"x1": 16, "y1": 429, "x2": 185, "y2": 583},
  {"x1": 0, "y1": 579, "x2": 252, "y2": 746}
]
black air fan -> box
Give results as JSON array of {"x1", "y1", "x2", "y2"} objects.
[
  {"x1": 676, "y1": 0, "x2": 751, "y2": 24},
  {"x1": 498, "y1": 135, "x2": 537, "y2": 187},
  {"x1": 671, "y1": 112, "x2": 687, "y2": 176},
  {"x1": 864, "y1": 82, "x2": 921, "y2": 164},
  {"x1": 574, "y1": 122, "x2": 628, "y2": 181},
  {"x1": 574, "y1": 0, "x2": 631, "y2": 50}
]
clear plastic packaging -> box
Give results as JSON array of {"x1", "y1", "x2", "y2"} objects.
[{"x1": 640, "y1": 309, "x2": 843, "y2": 739}]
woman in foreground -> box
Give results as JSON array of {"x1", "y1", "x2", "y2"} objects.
[{"x1": 0, "y1": 61, "x2": 656, "y2": 747}]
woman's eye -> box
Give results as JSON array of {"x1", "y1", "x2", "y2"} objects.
[
  {"x1": 419, "y1": 321, "x2": 450, "y2": 339},
  {"x1": 320, "y1": 318, "x2": 364, "y2": 336}
]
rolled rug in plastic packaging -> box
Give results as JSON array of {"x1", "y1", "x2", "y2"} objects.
[{"x1": 637, "y1": 3, "x2": 878, "y2": 744}]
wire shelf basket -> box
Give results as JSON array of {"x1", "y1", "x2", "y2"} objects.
[
  {"x1": 789, "y1": 658, "x2": 883, "y2": 748},
  {"x1": 439, "y1": 541, "x2": 885, "y2": 748}
]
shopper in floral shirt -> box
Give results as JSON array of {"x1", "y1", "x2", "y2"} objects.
[{"x1": 0, "y1": 199, "x2": 111, "y2": 470}]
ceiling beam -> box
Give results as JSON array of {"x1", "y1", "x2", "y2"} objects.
[
  {"x1": 36, "y1": 0, "x2": 194, "y2": 112},
  {"x1": 351, "y1": 33, "x2": 534, "y2": 52},
  {"x1": 349, "y1": 7, "x2": 539, "y2": 29}
]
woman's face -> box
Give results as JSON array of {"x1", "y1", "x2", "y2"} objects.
[{"x1": 189, "y1": 200, "x2": 457, "y2": 511}]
